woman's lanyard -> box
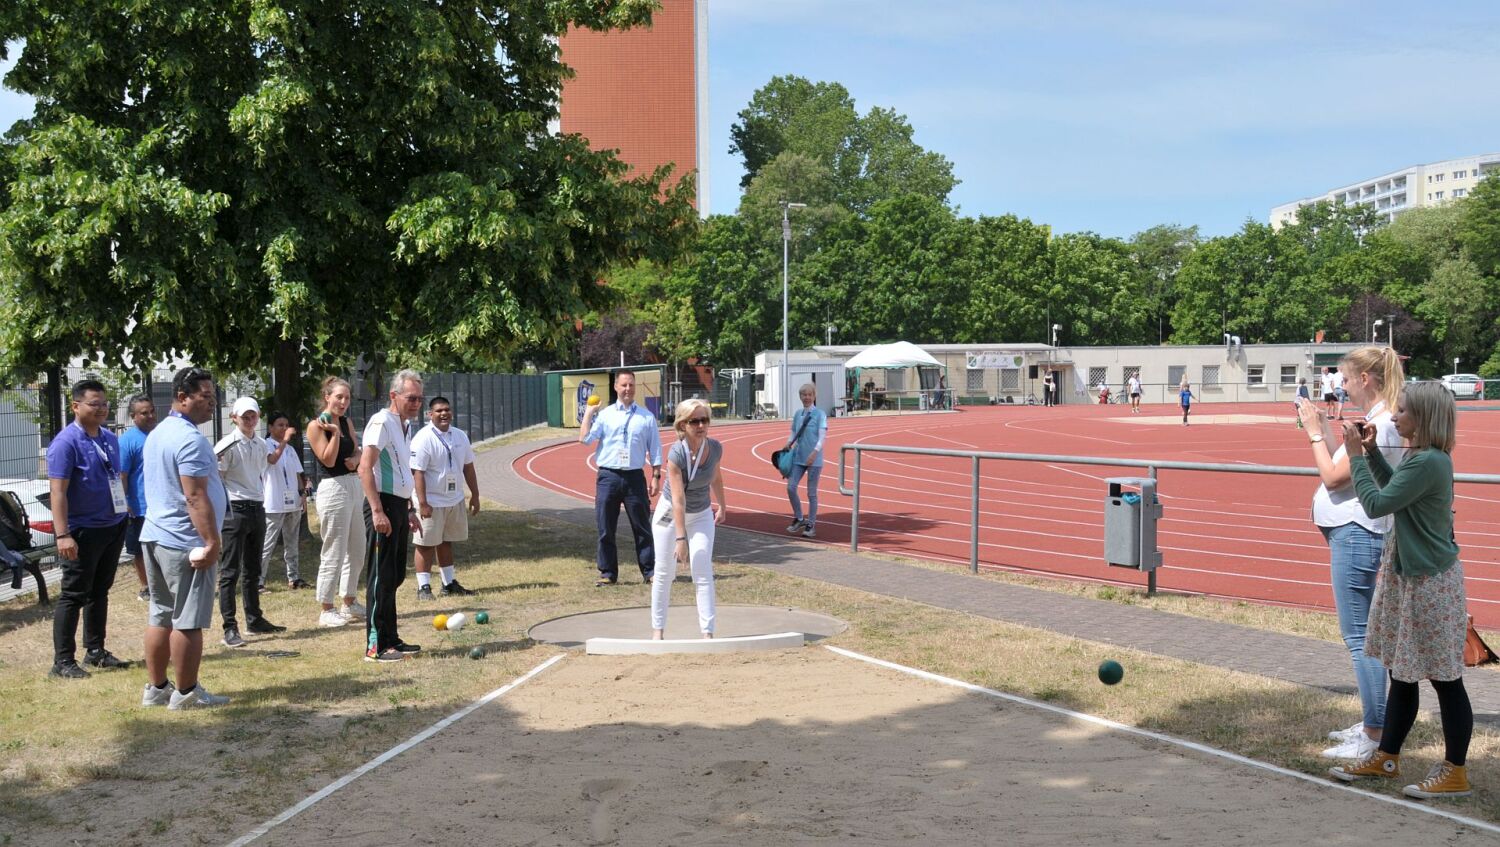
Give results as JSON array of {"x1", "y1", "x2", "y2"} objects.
[{"x1": 683, "y1": 439, "x2": 709, "y2": 484}]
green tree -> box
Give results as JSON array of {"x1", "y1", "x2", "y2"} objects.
[
  {"x1": 0, "y1": 0, "x2": 695, "y2": 417},
  {"x1": 951, "y1": 214, "x2": 1052, "y2": 344},
  {"x1": 1049, "y1": 232, "x2": 1148, "y2": 346},
  {"x1": 729, "y1": 76, "x2": 857, "y2": 189},
  {"x1": 729, "y1": 75, "x2": 957, "y2": 214},
  {"x1": 678, "y1": 214, "x2": 777, "y2": 365},
  {"x1": 1128, "y1": 224, "x2": 1199, "y2": 344},
  {"x1": 847, "y1": 194, "x2": 967, "y2": 342},
  {"x1": 1459, "y1": 173, "x2": 1500, "y2": 278}
]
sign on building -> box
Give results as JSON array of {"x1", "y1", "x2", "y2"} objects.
[{"x1": 966, "y1": 352, "x2": 1024, "y2": 370}]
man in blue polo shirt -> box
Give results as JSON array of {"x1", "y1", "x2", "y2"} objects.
[
  {"x1": 140, "y1": 367, "x2": 231, "y2": 709},
  {"x1": 46, "y1": 379, "x2": 130, "y2": 679},
  {"x1": 578, "y1": 370, "x2": 662, "y2": 586},
  {"x1": 118, "y1": 393, "x2": 157, "y2": 602}
]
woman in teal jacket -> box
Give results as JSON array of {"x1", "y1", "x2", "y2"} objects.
[
  {"x1": 784, "y1": 384, "x2": 828, "y2": 539},
  {"x1": 1330, "y1": 381, "x2": 1472, "y2": 799}
]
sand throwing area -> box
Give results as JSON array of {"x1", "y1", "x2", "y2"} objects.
[{"x1": 251, "y1": 649, "x2": 1484, "y2": 845}]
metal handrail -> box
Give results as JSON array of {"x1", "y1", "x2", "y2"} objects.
[{"x1": 837, "y1": 443, "x2": 1500, "y2": 580}]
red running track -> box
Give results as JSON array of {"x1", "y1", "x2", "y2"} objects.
[{"x1": 515, "y1": 403, "x2": 1500, "y2": 628}]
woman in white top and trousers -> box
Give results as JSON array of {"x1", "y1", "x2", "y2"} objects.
[
  {"x1": 651, "y1": 399, "x2": 727, "y2": 639},
  {"x1": 1297, "y1": 346, "x2": 1406, "y2": 759}
]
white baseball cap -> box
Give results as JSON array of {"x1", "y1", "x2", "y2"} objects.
[{"x1": 232, "y1": 397, "x2": 261, "y2": 417}]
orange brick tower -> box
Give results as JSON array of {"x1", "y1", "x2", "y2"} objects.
[{"x1": 559, "y1": 0, "x2": 708, "y2": 212}]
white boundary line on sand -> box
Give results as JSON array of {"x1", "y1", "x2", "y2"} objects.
[
  {"x1": 823, "y1": 645, "x2": 1500, "y2": 838},
  {"x1": 224, "y1": 653, "x2": 567, "y2": 847}
]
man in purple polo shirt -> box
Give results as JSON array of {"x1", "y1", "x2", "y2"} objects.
[{"x1": 47, "y1": 379, "x2": 130, "y2": 679}]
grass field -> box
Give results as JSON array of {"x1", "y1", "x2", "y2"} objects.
[{"x1": 0, "y1": 425, "x2": 1496, "y2": 843}]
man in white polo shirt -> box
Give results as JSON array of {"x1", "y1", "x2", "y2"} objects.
[
  {"x1": 410, "y1": 396, "x2": 480, "y2": 601},
  {"x1": 213, "y1": 397, "x2": 286, "y2": 648},
  {"x1": 357, "y1": 369, "x2": 425, "y2": 663}
]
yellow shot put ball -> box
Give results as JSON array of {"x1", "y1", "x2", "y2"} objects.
[
  {"x1": 433, "y1": 613, "x2": 449, "y2": 631},
  {"x1": 587, "y1": 395, "x2": 601, "y2": 407}
]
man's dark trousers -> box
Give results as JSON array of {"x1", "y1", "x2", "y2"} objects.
[
  {"x1": 364, "y1": 494, "x2": 409, "y2": 653},
  {"x1": 219, "y1": 501, "x2": 267, "y2": 630},
  {"x1": 594, "y1": 468, "x2": 654, "y2": 582},
  {"x1": 52, "y1": 520, "x2": 126, "y2": 665}
]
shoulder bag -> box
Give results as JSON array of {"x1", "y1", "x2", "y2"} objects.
[{"x1": 771, "y1": 411, "x2": 814, "y2": 479}]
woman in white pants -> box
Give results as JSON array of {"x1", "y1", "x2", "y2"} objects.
[
  {"x1": 651, "y1": 399, "x2": 727, "y2": 639},
  {"x1": 306, "y1": 377, "x2": 366, "y2": 627}
]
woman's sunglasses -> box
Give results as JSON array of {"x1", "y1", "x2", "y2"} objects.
[{"x1": 685, "y1": 417, "x2": 710, "y2": 426}]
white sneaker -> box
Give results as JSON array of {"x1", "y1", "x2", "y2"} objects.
[
  {"x1": 319, "y1": 609, "x2": 349, "y2": 628},
  {"x1": 168, "y1": 684, "x2": 230, "y2": 710},
  {"x1": 1321, "y1": 733, "x2": 1379, "y2": 760},
  {"x1": 342, "y1": 602, "x2": 366, "y2": 618},
  {"x1": 1327, "y1": 721, "x2": 1365, "y2": 742},
  {"x1": 141, "y1": 681, "x2": 175, "y2": 707}
]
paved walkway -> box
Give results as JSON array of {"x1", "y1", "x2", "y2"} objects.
[{"x1": 479, "y1": 435, "x2": 1500, "y2": 722}]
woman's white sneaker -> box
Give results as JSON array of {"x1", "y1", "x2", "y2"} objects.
[
  {"x1": 1321, "y1": 733, "x2": 1379, "y2": 760},
  {"x1": 1327, "y1": 721, "x2": 1365, "y2": 742},
  {"x1": 319, "y1": 610, "x2": 349, "y2": 628}
]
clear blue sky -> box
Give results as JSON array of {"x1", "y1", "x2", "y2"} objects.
[
  {"x1": 5, "y1": 2, "x2": 1499, "y2": 239},
  {"x1": 706, "y1": 0, "x2": 1500, "y2": 236}
]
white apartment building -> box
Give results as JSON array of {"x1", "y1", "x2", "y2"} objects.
[{"x1": 1271, "y1": 152, "x2": 1500, "y2": 227}]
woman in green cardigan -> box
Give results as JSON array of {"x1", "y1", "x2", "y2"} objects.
[{"x1": 1330, "y1": 381, "x2": 1472, "y2": 799}]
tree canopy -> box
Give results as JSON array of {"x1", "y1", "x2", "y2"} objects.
[{"x1": 0, "y1": 0, "x2": 696, "y2": 404}]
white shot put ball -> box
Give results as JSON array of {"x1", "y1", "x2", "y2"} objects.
[
  {"x1": 189, "y1": 546, "x2": 209, "y2": 564},
  {"x1": 446, "y1": 612, "x2": 467, "y2": 632}
]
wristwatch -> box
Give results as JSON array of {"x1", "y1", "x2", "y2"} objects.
[{"x1": 1309, "y1": 435, "x2": 1324, "y2": 443}]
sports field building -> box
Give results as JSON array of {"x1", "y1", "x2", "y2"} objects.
[{"x1": 757, "y1": 342, "x2": 1364, "y2": 416}]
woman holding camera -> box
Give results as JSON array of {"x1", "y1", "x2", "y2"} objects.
[{"x1": 1296, "y1": 347, "x2": 1404, "y2": 760}]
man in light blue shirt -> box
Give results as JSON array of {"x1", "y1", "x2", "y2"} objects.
[
  {"x1": 139, "y1": 367, "x2": 231, "y2": 709},
  {"x1": 578, "y1": 370, "x2": 662, "y2": 586}
]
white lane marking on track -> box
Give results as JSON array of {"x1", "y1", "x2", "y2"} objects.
[
  {"x1": 225, "y1": 654, "x2": 566, "y2": 847},
  {"x1": 1004, "y1": 417, "x2": 1130, "y2": 446},
  {"x1": 823, "y1": 646, "x2": 1500, "y2": 838}
]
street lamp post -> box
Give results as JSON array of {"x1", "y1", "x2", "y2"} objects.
[
  {"x1": 1051, "y1": 324, "x2": 1061, "y2": 347},
  {"x1": 1372, "y1": 318, "x2": 1384, "y2": 344},
  {"x1": 781, "y1": 201, "x2": 807, "y2": 418}
]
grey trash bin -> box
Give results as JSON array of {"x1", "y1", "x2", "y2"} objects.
[{"x1": 1104, "y1": 477, "x2": 1162, "y2": 572}]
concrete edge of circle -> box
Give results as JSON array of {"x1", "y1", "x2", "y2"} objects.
[{"x1": 586, "y1": 631, "x2": 806, "y2": 655}]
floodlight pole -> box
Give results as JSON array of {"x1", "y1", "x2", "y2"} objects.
[{"x1": 781, "y1": 201, "x2": 807, "y2": 417}]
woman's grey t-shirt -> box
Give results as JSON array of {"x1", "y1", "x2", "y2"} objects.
[{"x1": 662, "y1": 438, "x2": 722, "y2": 514}]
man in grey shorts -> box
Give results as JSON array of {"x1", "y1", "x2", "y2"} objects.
[{"x1": 139, "y1": 367, "x2": 232, "y2": 710}]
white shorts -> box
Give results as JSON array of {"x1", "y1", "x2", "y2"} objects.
[{"x1": 417, "y1": 503, "x2": 469, "y2": 546}]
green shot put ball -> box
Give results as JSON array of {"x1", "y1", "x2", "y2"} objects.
[
  {"x1": 1098, "y1": 659, "x2": 1124, "y2": 686},
  {"x1": 469, "y1": 647, "x2": 487, "y2": 660},
  {"x1": 475, "y1": 611, "x2": 490, "y2": 625}
]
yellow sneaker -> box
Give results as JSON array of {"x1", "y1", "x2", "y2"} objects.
[
  {"x1": 1403, "y1": 762, "x2": 1471, "y2": 799},
  {"x1": 1330, "y1": 750, "x2": 1399, "y2": 782}
]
